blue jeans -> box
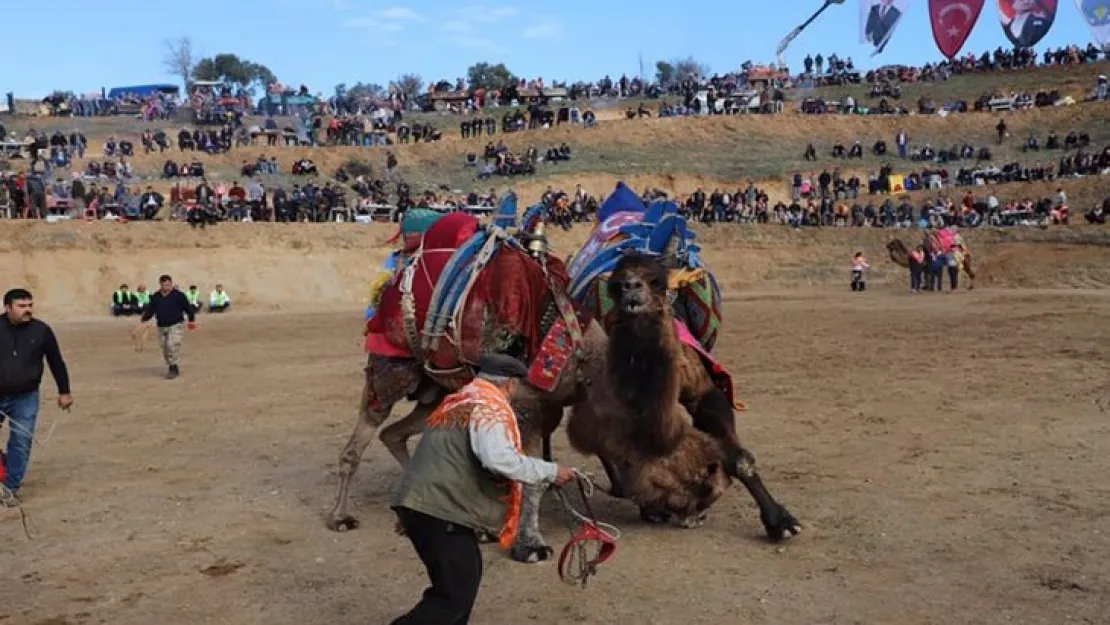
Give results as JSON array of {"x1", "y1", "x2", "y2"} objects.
[{"x1": 0, "y1": 390, "x2": 40, "y2": 493}]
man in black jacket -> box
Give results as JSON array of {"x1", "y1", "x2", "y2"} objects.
[
  {"x1": 138, "y1": 274, "x2": 196, "y2": 379},
  {"x1": 0, "y1": 288, "x2": 73, "y2": 506}
]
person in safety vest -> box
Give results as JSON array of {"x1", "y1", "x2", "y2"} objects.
[
  {"x1": 389, "y1": 353, "x2": 578, "y2": 625},
  {"x1": 111, "y1": 283, "x2": 140, "y2": 316},
  {"x1": 208, "y1": 284, "x2": 231, "y2": 313},
  {"x1": 184, "y1": 285, "x2": 202, "y2": 314},
  {"x1": 134, "y1": 283, "x2": 151, "y2": 316}
]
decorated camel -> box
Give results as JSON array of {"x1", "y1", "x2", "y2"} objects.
[
  {"x1": 328, "y1": 197, "x2": 756, "y2": 562},
  {"x1": 886, "y1": 226, "x2": 975, "y2": 290},
  {"x1": 564, "y1": 184, "x2": 799, "y2": 536},
  {"x1": 326, "y1": 188, "x2": 799, "y2": 563}
]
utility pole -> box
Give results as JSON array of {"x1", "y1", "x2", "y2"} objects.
[{"x1": 638, "y1": 53, "x2": 645, "y2": 83}]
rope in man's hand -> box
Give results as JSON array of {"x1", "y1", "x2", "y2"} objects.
[
  {"x1": 551, "y1": 469, "x2": 620, "y2": 588},
  {"x1": 0, "y1": 406, "x2": 67, "y2": 540}
]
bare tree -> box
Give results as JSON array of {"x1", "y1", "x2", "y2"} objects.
[{"x1": 163, "y1": 37, "x2": 195, "y2": 91}]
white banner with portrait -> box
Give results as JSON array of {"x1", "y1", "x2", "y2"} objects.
[{"x1": 860, "y1": 0, "x2": 915, "y2": 56}]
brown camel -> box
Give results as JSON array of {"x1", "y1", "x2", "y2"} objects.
[
  {"x1": 328, "y1": 219, "x2": 797, "y2": 562},
  {"x1": 568, "y1": 252, "x2": 801, "y2": 536}
]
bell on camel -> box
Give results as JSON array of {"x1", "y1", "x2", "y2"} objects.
[{"x1": 526, "y1": 220, "x2": 549, "y2": 256}]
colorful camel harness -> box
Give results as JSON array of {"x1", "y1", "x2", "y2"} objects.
[{"x1": 553, "y1": 470, "x2": 620, "y2": 588}]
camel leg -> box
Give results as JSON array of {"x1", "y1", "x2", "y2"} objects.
[
  {"x1": 731, "y1": 448, "x2": 802, "y2": 542},
  {"x1": 685, "y1": 385, "x2": 801, "y2": 542},
  {"x1": 509, "y1": 396, "x2": 556, "y2": 563},
  {"x1": 597, "y1": 456, "x2": 629, "y2": 498},
  {"x1": 379, "y1": 382, "x2": 445, "y2": 468},
  {"x1": 964, "y1": 256, "x2": 975, "y2": 290},
  {"x1": 326, "y1": 356, "x2": 423, "y2": 533}
]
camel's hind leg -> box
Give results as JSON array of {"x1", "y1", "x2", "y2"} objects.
[
  {"x1": 326, "y1": 356, "x2": 423, "y2": 533},
  {"x1": 963, "y1": 255, "x2": 975, "y2": 290}
]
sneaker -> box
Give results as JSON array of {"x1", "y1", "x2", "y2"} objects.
[
  {"x1": 0, "y1": 484, "x2": 20, "y2": 508},
  {"x1": 167, "y1": 365, "x2": 180, "y2": 379}
]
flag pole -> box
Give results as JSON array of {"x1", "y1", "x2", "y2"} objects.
[{"x1": 776, "y1": 0, "x2": 847, "y2": 68}]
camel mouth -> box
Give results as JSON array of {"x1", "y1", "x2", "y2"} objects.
[{"x1": 621, "y1": 301, "x2": 647, "y2": 314}]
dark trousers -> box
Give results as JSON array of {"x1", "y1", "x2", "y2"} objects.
[
  {"x1": 391, "y1": 507, "x2": 483, "y2": 625},
  {"x1": 947, "y1": 265, "x2": 959, "y2": 290},
  {"x1": 850, "y1": 270, "x2": 865, "y2": 292},
  {"x1": 909, "y1": 264, "x2": 923, "y2": 291}
]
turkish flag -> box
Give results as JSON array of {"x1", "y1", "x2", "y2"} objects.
[{"x1": 929, "y1": 0, "x2": 986, "y2": 59}]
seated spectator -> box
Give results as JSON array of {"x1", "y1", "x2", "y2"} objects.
[
  {"x1": 111, "y1": 284, "x2": 140, "y2": 316},
  {"x1": 209, "y1": 284, "x2": 231, "y2": 312},
  {"x1": 185, "y1": 285, "x2": 203, "y2": 314},
  {"x1": 139, "y1": 186, "x2": 165, "y2": 219}
]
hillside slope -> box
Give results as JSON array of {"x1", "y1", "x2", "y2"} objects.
[{"x1": 3, "y1": 221, "x2": 1109, "y2": 319}]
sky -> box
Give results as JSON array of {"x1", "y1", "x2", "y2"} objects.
[{"x1": 3, "y1": 0, "x2": 1103, "y2": 98}]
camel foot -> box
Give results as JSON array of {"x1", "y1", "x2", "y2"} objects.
[
  {"x1": 677, "y1": 510, "x2": 709, "y2": 529},
  {"x1": 326, "y1": 515, "x2": 360, "y2": 532},
  {"x1": 509, "y1": 540, "x2": 553, "y2": 563},
  {"x1": 762, "y1": 504, "x2": 801, "y2": 542},
  {"x1": 640, "y1": 507, "x2": 672, "y2": 524}
]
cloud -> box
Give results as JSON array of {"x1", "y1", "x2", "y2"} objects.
[
  {"x1": 342, "y1": 6, "x2": 425, "y2": 32},
  {"x1": 442, "y1": 19, "x2": 471, "y2": 33},
  {"x1": 456, "y1": 5, "x2": 519, "y2": 22},
  {"x1": 522, "y1": 15, "x2": 563, "y2": 39},
  {"x1": 376, "y1": 6, "x2": 425, "y2": 22}
]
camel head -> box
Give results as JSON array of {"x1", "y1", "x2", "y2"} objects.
[{"x1": 608, "y1": 252, "x2": 669, "y2": 316}]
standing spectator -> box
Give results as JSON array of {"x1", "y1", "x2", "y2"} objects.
[
  {"x1": 909, "y1": 244, "x2": 926, "y2": 293},
  {"x1": 138, "y1": 275, "x2": 196, "y2": 379},
  {"x1": 0, "y1": 288, "x2": 73, "y2": 506}
]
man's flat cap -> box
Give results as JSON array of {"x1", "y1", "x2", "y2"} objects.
[{"x1": 478, "y1": 353, "x2": 529, "y2": 379}]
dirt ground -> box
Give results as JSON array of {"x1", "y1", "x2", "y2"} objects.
[{"x1": 2, "y1": 287, "x2": 1108, "y2": 625}]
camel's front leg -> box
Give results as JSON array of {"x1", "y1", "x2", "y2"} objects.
[
  {"x1": 732, "y1": 448, "x2": 801, "y2": 542},
  {"x1": 684, "y1": 383, "x2": 801, "y2": 541},
  {"x1": 509, "y1": 398, "x2": 556, "y2": 563}
]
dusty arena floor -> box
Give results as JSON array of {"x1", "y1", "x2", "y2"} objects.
[{"x1": 2, "y1": 289, "x2": 1109, "y2": 625}]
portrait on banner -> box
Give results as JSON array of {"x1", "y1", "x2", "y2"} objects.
[
  {"x1": 998, "y1": 0, "x2": 1058, "y2": 48},
  {"x1": 860, "y1": 0, "x2": 913, "y2": 53}
]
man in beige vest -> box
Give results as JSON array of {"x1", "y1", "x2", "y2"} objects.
[{"x1": 390, "y1": 353, "x2": 577, "y2": 625}]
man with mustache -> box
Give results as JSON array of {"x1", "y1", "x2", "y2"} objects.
[{"x1": 0, "y1": 288, "x2": 73, "y2": 507}]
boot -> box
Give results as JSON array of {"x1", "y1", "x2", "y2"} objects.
[{"x1": 167, "y1": 364, "x2": 180, "y2": 379}]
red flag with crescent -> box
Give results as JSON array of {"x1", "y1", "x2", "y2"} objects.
[{"x1": 929, "y1": 0, "x2": 986, "y2": 59}]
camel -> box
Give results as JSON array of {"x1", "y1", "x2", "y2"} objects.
[
  {"x1": 568, "y1": 252, "x2": 801, "y2": 535},
  {"x1": 887, "y1": 230, "x2": 975, "y2": 290},
  {"x1": 326, "y1": 210, "x2": 594, "y2": 563},
  {"x1": 327, "y1": 213, "x2": 798, "y2": 562}
]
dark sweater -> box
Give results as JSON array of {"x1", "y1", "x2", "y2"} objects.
[
  {"x1": 0, "y1": 315, "x2": 71, "y2": 396},
  {"x1": 140, "y1": 288, "x2": 196, "y2": 327}
]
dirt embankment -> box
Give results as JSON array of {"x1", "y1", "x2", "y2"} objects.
[{"x1": 2, "y1": 221, "x2": 1109, "y2": 319}]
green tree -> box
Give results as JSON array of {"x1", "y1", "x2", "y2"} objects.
[
  {"x1": 349, "y1": 82, "x2": 387, "y2": 99},
  {"x1": 670, "y1": 55, "x2": 710, "y2": 80},
  {"x1": 192, "y1": 53, "x2": 278, "y2": 94},
  {"x1": 655, "y1": 60, "x2": 676, "y2": 85},
  {"x1": 466, "y1": 62, "x2": 517, "y2": 91}
]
